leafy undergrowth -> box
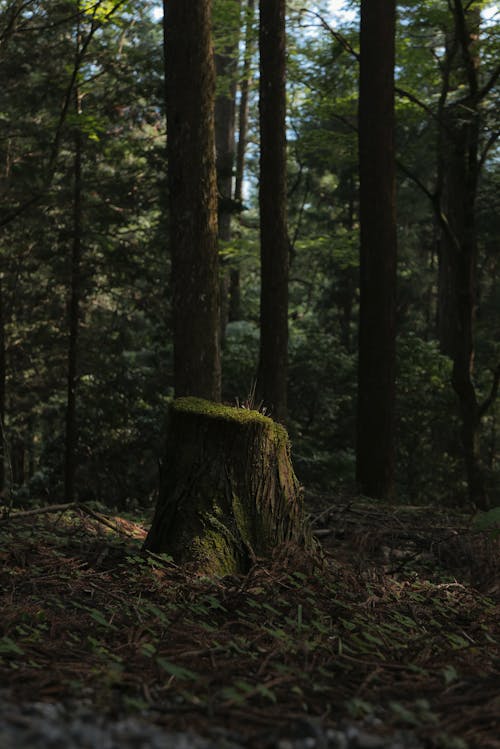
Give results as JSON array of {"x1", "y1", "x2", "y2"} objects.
[{"x1": 0, "y1": 499, "x2": 499, "y2": 748}]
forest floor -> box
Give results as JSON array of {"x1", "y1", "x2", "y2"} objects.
[{"x1": 0, "y1": 496, "x2": 499, "y2": 748}]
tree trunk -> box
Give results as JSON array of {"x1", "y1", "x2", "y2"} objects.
[
  {"x1": 0, "y1": 276, "x2": 5, "y2": 494},
  {"x1": 229, "y1": 0, "x2": 256, "y2": 323},
  {"x1": 436, "y1": 2, "x2": 488, "y2": 507},
  {"x1": 144, "y1": 398, "x2": 313, "y2": 575},
  {"x1": 356, "y1": 0, "x2": 398, "y2": 500},
  {"x1": 214, "y1": 0, "x2": 241, "y2": 343},
  {"x1": 164, "y1": 0, "x2": 221, "y2": 401},
  {"x1": 11, "y1": 435, "x2": 25, "y2": 488},
  {"x1": 64, "y1": 35, "x2": 83, "y2": 504},
  {"x1": 235, "y1": 0, "x2": 255, "y2": 206},
  {"x1": 257, "y1": 0, "x2": 288, "y2": 422}
]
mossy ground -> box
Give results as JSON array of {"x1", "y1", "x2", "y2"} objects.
[{"x1": 0, "y1": 498, "x2": 498, "y2": 747}]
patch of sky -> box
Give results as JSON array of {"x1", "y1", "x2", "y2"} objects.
[
  {"x1": 329, "y1": 0, "x2": 357, "y2": 25},
  {"x1": 152, "y1": 2, "x2": 357, "y2": 26}
]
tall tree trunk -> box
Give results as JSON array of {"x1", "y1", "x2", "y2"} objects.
[
  {"x1": 164, "y1": 0, "x2": 221, "y2": 401},
  {"x1": 257, "y1": 0, "x2": 288, "y2": 422},
  {"x1": 11, "y1": 436, "x2": 24, "y2": 488},
  {"x1": 234, "y1": 0, "x2": 255, "y2": 205},
  {"x1": 436, "y1": 2, "x2": 488, "y2": 507},
  {"x1": 214, "y1": 0, "x2": 241, "y2": 342},
  {"x1": 356, "y1": 0, "x2": 398, "y2": 499},
  {"x1": 338, "y1": 175, "x2": 357, "y2": 352},
  {"x1": 0, "y1": 277, "x2": 5, "y2": 494},
  {"x1": 64, "y1": 83, "x2": 83, "y2": 503},
  {"x1": 229, "y1": 0, "x2": 256, "y2": 322}
]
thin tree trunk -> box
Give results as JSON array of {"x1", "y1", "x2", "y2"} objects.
[
  {"x1": 164, "y1": 0, "x2": 221, "y2": 401},
  {"x1": 356, "y1": 0, "x2": 397, "y2": 499},
  {"x1": 64, "y1": 84, "x2": 83, "y2": 503},
  {"x1": 257, "y1": 0, "x2": 288, "y2": 422},
  {"x1": 215, "y1": 0, "x2": 241, "y2": 342},
  {"x1": 234, "y1": 0, "x2": 254, "y2": 204},
  {"x1": 11, "y1": 436, "x2": 24, "y2": 488},
  {"x1": 0, "y1": 277, "x2": 5, "y2": 494},
  {"x1": 229, "y1": 0, "x2": 255, "y2": 322},
  {"x1": 436, "y1": 3, "x2": 488, "y2": 507},
  {"x1": 338, "y1": 176, "x2": 357, "y2": 352}
]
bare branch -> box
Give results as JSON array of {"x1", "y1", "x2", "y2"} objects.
[
  {"x1": 396, "y1": 160, "x2": 435, "y2": 203},
  {"x1": 478, "y1": 63, "x2": 500, "y2": 101},
  {"x1": 0, "y1": 502, "x2": 77, "y2": 522},
  {"x1": 299, "y1": 8, "x2": 359, "y2": 61},
  {"x1": 479, "y1": 364, "x2": 500, "y2": 419},
  {"x1": 395, "y1": 86, "x2": 452, "y2": 134},
  {"x1": 478, "y1": 130, "x2": 500, "y2": 173}
]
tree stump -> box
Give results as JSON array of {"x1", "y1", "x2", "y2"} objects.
[{"x1": 143, "y1": 397, "x2": 313, "y2": 574}]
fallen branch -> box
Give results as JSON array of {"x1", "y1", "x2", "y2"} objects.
[{"x1": 0, "y1": 502, "x2": 77, "y2": 522}]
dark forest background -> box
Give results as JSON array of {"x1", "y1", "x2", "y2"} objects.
[{"x1": 0, "y1": 0, "x2": 498, "y2": 512}]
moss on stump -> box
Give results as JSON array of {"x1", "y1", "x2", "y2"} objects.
[{"x1": 143, "y1": 397, "x2": 313, "y2": 575}]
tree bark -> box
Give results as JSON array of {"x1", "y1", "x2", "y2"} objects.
[
  {"x1": 11, "y1": 435, "x2": 24, "y2": 488},
  {"x1": 164, "y1": 0, "x2": 221, "y2": 401},
  {"x1": 436, "y1": 2, "x2": 488, "y2": 507},
  {"x1": 64, "y1": 22, "x2": 83, "y2": 504},
  {"x1": 214, "y1": 0, "x2": 241, "y2": 342},
  {"x1": 356, "y1": 0, "x2": 398, "y2": 500},
  {"x1": 257, "y1": 0, "x2": 288, "y2": 422},
  {"x1": 144, "y1": 398, "x2": 313, "y2": 574},
  {"x1": 229, "y1": 0, "x2": 256, "y2": 322},
  {"x1": 0, "y1": 276, "x2": 5, "y2": 494},
  {"x1": 235, "y1": 0, "x2": 255, "y2": 205}
]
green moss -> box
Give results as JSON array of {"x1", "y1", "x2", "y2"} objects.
[
  {"x1": 173, "y1": 397, "x2": 288, "y2": 446},
  {"x1": 191, "y1": 523, "x2": 245, "y2": 576},
  {"x1": 232, "y1": 491, "x2": 265, "y2": 553}
]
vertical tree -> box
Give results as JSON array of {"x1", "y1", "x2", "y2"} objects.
[
  {"x1": 64, "y1": 6, "x2": 83, "y2": 503},
  {"x1": 229, "y1": 0, "x2": 256, "y2": 322},
  {"x1": 356, "y1": 0, "x2": 398, "y2": 499},
  {"x1": 164, "y1": 0, "x2": 221, "y2": 401},
  {"x1": 257, "y1": 0, "x2": 288, "y2": 422},
  {"x1": 434, "y1": 0, "x2": 497, "y2": 507},
  {"x1": 0, "y1": 276, "x2": 5, "y2": 495},
  {"x1": 398, "y1": 0, "x2": 498, "y2": 505},
  {"x1": 214, "y1": 0, "x2": 241, "y2": 340}
]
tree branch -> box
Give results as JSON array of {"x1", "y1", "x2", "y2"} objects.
[
  {"x1": 479, "y1": 364, "x2": 500, "y2": 419},
  {"x1": 299, "y1": 8, "x2": 359, "y2": 61},
  {"x1": 395, "y1": 86, "x2": 452, "y2": 134},
  {"x1": 396, "y1": 160, "x2": 435, "y2": 203},
  {"x1": 478, "y1": 130, "x2": 500, "y2": 173},
  {"x1": 478, "y1": 63, "x2": 500, "y2": 101}
]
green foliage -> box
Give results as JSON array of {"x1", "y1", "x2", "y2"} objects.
[
  {"x1": 222, "y1": 320, "x2": 260, "y2": 401},
  {"x1": 288, "y1": 322, "x2": 357, "y2": 490},
  {"x1": 0, "y1": 0, "x2": 166, "y2": 507},
  {"x1": 396, "y1": 335, "x2": 462, "y2": 503}
]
